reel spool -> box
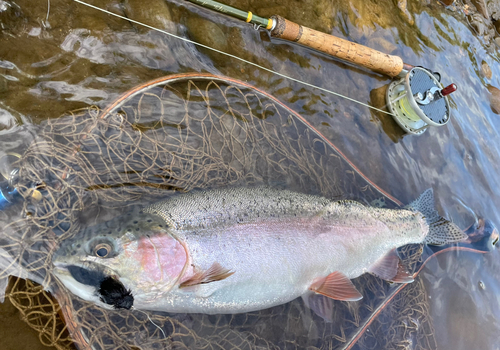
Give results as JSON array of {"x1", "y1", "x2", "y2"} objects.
[{"x1": 386, "y1": 67, "x2": 457, "y2": 135}]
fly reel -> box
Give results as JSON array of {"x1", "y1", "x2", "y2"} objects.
[{"x1": 387, "y1": 67, "x2": 457, "y2": 135}]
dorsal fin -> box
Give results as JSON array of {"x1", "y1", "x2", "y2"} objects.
[
  {"x1": 309, "y1": 271, "x2": 363, "y2": 301},
  {"x1": 180, "y1": 262, "x2": 234, "y2": 288}
]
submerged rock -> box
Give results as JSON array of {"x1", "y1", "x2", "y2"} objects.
[
  {"x1": 185, "y1": 16, "x2": 228, "y2": 52},
  {"x1": 470, "y1": 0, "x2": 489, "y2": 19},
  {"x1": 487, "y1": 85, "x2": 500, "y2": 114},
  {"x1": 490, "y1": 0, "x2": 500, "y2": 21},
  {"x1": 468, "y1": 13, "x2": 490, "y2": 36},
  {"x1": 123, "y1": 0, "x2": 176, "y2": 34},
  {"x1": 481, "y1": 60, "x2": 492, "y2": 79},
  {"x1": 397, "y1": 0, "x2": 414, "y2": 25},
  {"x1": 449, "y1": 0, "x2": 500, "y2": 48},
  {"x1": 367, "y1": 37, "x2": 398, "y2": 54}
]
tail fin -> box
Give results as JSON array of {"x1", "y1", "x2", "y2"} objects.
[{"x1": 406, "y1": 189, "x2": 468, "y2": 245}]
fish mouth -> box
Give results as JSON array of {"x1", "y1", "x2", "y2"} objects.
[
  {"x1": 53, "y1": 262, "x2": 118, "y2": 289},
  {"x1": 52, "y1": 262, "x2": 125, "y2": 310}
]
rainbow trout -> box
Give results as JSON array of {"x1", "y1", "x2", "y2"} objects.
[{"x1": 52, "y1": 187, "x2": 466, "y2": 317}]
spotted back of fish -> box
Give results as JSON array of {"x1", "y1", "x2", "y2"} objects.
[{"x1": 144, "y1": 187, "x2": 332, "y2": 230}]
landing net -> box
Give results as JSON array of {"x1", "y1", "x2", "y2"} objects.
[{"x1": 1, "y1": 74, "x2": 434, "y2": 350}]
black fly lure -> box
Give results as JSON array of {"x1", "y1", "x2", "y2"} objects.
[{"x1": 98, "y1": 276, "x2": 134, "y2": 310}]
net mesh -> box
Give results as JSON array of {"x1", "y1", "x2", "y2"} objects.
[{"x1": 1, "y1": 74, "x2": 435, "y2": 350}]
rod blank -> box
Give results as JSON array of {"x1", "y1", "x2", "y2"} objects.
[
  {"x1": 187, "y1": 0, "x2": 272, "y2": 29},
  {"x1": 185, "y1": 0, "x2": 409, "y2": 77}
]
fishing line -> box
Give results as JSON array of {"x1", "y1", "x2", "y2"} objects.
[
  {"x1": 73, "y1": 0, "x2": 395, "y2": 116},
  {"x1": 132, "y1": 307, "x2": 167, "y2": 339},
  {"x1": 44, "y1": 0, "x2": 50, "y2": 27}
]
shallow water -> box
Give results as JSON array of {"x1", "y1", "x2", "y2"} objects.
[{"x1": 1, "y1": 0, "x2": 500, "y2": 349}]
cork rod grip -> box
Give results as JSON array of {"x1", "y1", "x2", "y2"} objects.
[{"x1": 270, "y1": 15, "x2": 404, "y2": 77}]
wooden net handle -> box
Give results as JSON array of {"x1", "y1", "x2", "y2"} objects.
[{"x1": 270, "y1": 15, "x2": 404, "y2": 77}]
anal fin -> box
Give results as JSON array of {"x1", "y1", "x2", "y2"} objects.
[
  {"x1": 302, "y1": 293, "x2": 335, "y2": 322},
  {"x1": 309, "y1": 271, "x2": 362, "y2": 301},
  {"x1": 180, "y1": 262, "x2": 234, "y2": 288},
  {"x1": 368, "y1": 248, "x2": 414, "y2": 283}
]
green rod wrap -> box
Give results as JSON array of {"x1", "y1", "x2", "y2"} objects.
[{"x1": 186, "y1": 0, "x2": 272, "y2": 28}]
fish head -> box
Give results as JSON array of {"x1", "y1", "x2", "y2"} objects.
[{"x1": 52, "y1": 208, "x2": 189, "y2": 309}]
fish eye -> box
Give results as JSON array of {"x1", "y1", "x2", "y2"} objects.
[{"x1": 94, "y1": 243, "x2": 112, "y2": 258}]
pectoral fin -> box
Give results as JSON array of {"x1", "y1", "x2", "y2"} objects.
[
  {"x1": 368, "y1": 249, "x2": 414, "y2": 283},
  {"x1": 180, "y1": 262, "x2": 234, "y2": 288},
  {"x1": 309, "y1": 271, "x2": 363, "y2": 301}
]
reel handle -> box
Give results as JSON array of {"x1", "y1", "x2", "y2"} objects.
[
  {"x1": 431, "y1": 83, "x2": 457, "y2": 102},
  {"x1": 270, "y1": 15, "x2": 405, "y2": 77},
  {"x1": 440, "y1": 83, "x2": 457, "y2": 96}
]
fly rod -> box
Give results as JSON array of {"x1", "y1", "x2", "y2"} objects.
[
  {"x1": 186, "y1": 0, "x2": 413, "y2": 78},
  {"x1": 186, "y1": 0, "x2": 458, "y2": 135}
]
